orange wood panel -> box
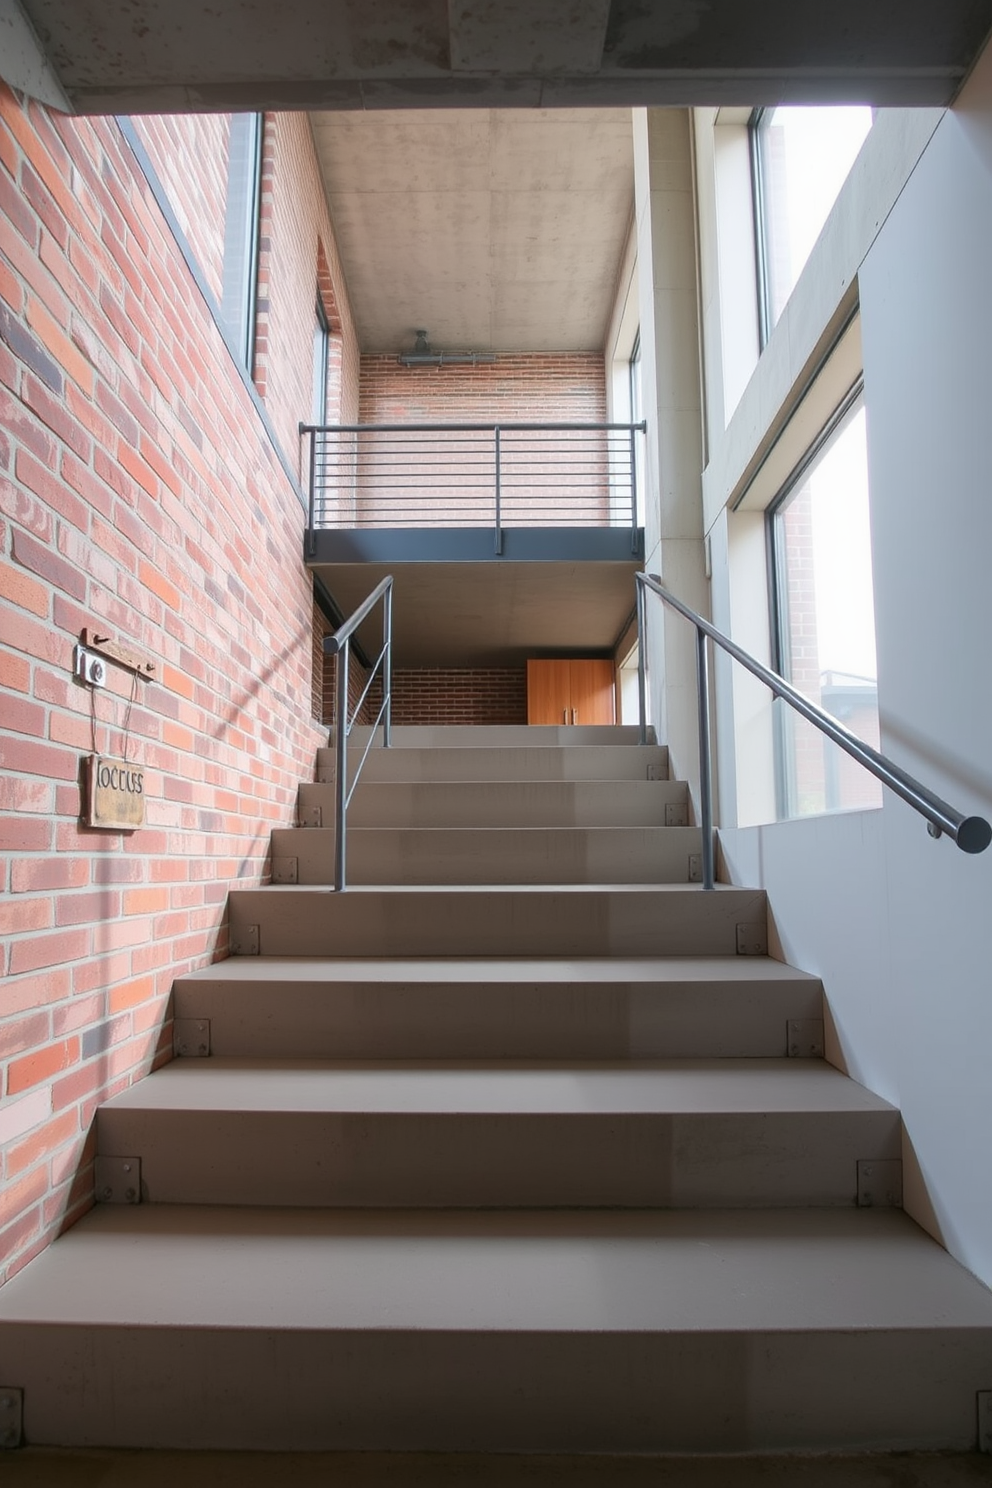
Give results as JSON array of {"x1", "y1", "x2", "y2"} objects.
[
  {"x1": 568, "y1": 658, "x2": 616, "y2": 725},
  {"x1": 527, "y1": 659, "x2": 573, "y2": 724}
]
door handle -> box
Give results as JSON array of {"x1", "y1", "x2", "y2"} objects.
[
  {"x1": 572, "y1": 709, "x2": 578, "y2": 724},
  {"x1": 563, "y1": 709, "x2": 568, "y2": 724}
]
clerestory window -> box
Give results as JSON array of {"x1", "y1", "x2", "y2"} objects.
[{"x1": 751, "y1": 106, "x2": 873, "y2": 345}]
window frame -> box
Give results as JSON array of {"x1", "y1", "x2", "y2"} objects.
[
  {"x1": 766, "y1": 377, "x2": 873, "y2": 819},
  {"x1": 219, "y1": 112, "x2": 263, "y2": 372}
]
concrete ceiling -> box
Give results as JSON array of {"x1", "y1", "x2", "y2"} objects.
[
  {"x1": 8, "y1": 0, "x2": 992, "y2": 113},
  {"x1": 315, "y1": 560, "x2": 639, "y2": 666},
  {"x1": 310, "y1": 109, "x2": 634, "y2": 354}
]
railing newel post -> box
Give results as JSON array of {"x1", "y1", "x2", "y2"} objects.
[
  {"x1": 695, "y1": 624, "x2": 715, "y2": 891},
  {"x1": 636, "y1": 575, "x2": 648, "y2": 747},
  {"x1": 494, "y1": 426, "x2": 502, "y2": 556},
  {"x1": 629, "y1": 425, "x2": 638, "y2": 554},
  {"x1": 306, "y1": 427, "x2": 317, "y2": 558},
  {"x1": 383, "y1": 581, "x2": 393, "y2": 749},
  {"x1": 334, "y1": 634, "x2": 349, "y2": 893}
]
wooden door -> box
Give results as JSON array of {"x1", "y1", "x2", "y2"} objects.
[
  {"x1": 526, "y1": 659, "x2": 572, "y2": 724},
  {"x1": 568, "y1": 659, "x2": 616, "y2": 725}
]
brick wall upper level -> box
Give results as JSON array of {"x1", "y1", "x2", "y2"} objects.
[{"x1": 359, "y1": 353, "x2": 607, "y2": 425}]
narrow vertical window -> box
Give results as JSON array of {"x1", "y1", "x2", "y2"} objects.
[
  {"x1": 770, "y1": 391, "x2": 881, "y2": 818},
  {"x1": 751, "y1": 106, "x2": 872, "y2": 345},
  {"x1": 312, "y1": 296, "x2": 329, "y2": 426},
  {"x1": 220, "y1": 113, "x2": 263, "y2": 370}
]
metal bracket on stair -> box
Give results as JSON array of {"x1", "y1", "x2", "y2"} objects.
[
  {"x1": 736, "y1": 922, "x2": 768, "y2": 956},
  {"x1": 272, "y1": 858, "x2": 298, "y2": 885},
  {"x1": 173, "y1": 1019, "x2": 211, "y2": 1057},
  {"x1": 231, "y1": 922, "x2": 259, "y2": 956},
  {"x1": 787, "y1": 1019, "x2": 825, "y2": 1057},
  {"x1": 647, "y1": 763, "x2": 667, "y2": 781},
  {"x1": 0, "y1": 1389, "x2": 23, "y2": 1449},
  {"x1": 95, "y1": 1155, "x2": 142, "y2": 1205},
  {"x1": 688, "y1": 853, "x2": 702, "y2": 882},
  {"x1": 300, "y1": 804, "x2": 322, "y2": 827},
  {"x1": 978, "y1": 1391, "x2": 992, "y2": 1453},
  {"x1": 665, "y1": 802, "x2": 688, "y2": 827},
  {"x1": 857, "y1": 1159, "x2": 903, "y2": 1208}
]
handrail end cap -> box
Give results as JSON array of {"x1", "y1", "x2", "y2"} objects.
[{"x1": 957, "y1": 815, "x2": 992, "y2": 854}]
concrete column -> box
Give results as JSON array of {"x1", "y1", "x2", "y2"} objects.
[{"x1": 633, "y1": 108, "x2": 710, "y2": 808}]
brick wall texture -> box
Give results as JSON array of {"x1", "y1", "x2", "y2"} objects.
[{"x1": 0, "y1": 89, "x2": 360, "y2": 1283}]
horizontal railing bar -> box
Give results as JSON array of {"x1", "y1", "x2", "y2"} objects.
[
  {"x1": 302, "y1": 421, "x2": 648, "y2": 434},
  {"x1": 636, "y1": 573, "x2": 992, "y2": 855}
]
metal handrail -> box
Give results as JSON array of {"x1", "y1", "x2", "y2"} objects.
[
  {"x1": 636, "y1": 572, "x2": 991, "y2": 889},
  {"x1": 301, "y1": 420, "x2": 646, "y2": 556},
  {"x1": 323, "y1": 575, "x2": 393, "y2": 891}
]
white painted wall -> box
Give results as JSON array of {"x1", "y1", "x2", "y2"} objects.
[{"x1": 711, "y1": 52, "x2": 992, "y2": 1286}]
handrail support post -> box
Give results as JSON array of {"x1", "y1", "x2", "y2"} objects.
[
  {"x1": 334, "y1": 636, "x2": 349, "y2": 892},
  {"x1": 494, "y1": 426, "x2": 503, "y2": 556},
  {"x1": 695, "y1": 624, "x2": 715, "y2": 891},
  {"x1": 636, "y1": 577, "x2": 648, "y2": 747},
  {"x1": 383, "y1": 583, "x2": 393, "y2": 749}
]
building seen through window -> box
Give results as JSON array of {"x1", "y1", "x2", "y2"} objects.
[{"x1": 769, "y1": 394, "x2": 881, "y2": 819}]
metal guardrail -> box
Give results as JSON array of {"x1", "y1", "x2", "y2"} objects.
[
  {"x1": 323, "y1": 575, "x2": 393, "y2": 891},
  {"x1": 301, "y1": 421, "x2": 646, "y2": 555},
  {"x1": 635, "y1": 572, "x2": 992, "y2": 890}
]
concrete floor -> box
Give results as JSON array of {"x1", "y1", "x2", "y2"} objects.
[{"x1": 5, "y1": 1450, "x2": 992, "y2": 1486}]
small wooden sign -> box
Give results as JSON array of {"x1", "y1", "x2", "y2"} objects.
[{"x1": 85, "y1": 755, "x2": 146, "y2": 830}]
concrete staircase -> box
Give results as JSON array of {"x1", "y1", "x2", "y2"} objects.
[{"x1": 1, "y1": 724, "x2": 991, "y2": 1453}]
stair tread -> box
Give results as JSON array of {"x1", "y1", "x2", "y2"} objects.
[
  {"x1": 2, "y1": 1206, "x2": 989, "y2": 1334},
  {"x1": 101, "y1": 1058, "x2": 890, "y2": 1115},
  {"x1": 176, "y1": 955, "x2": 819, "y2": 986}
]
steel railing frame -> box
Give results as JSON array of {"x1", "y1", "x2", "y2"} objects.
[
  {"x1": 636, "y1": 572, "x2": 991, "y2": 890},
  {"x1": 323, "y1": 575, "x2": 393, "y2": 891},
  {"x1": 301, "y1": 421, "x2": 647, "y2": 556}
]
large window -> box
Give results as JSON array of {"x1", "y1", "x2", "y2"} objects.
[
  {"x1": 219, "y1": 113, "x2": 263, "y2": 370},
  {"x1": 769, "y1": 390, "x2": 881, "y2": 819},
  {"x1": 751, "y1": 106, "x2": 872, "y2": 343}
]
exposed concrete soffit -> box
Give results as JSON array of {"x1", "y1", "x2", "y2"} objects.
[
  {"x1": 0, "y1": 0, "x2": 69, "y2": 109},
  {"x1": 7, "y1": 0, "x2": 992, "y2": 113}
]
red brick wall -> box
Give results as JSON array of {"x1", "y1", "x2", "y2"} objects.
[
  {"x1": 390, "y1": 668, "x2": 527, "y2": 726},
  {"x1": 348, "y1": 355, "x2": 610, "y2": 528},
  {"x1": 359, "y1": 354, "x2": 606, "y2": 424},
  {"x1": 0, "y1": 88, "x2": 356, "y2": 1284}
]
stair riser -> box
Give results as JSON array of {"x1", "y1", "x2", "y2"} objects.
[
  {"x1": 228, "y1": 888, "x2": 768, "y2": 958},
  {"x1": 299, "y1": 779, "x2": 688, "y2": 828},
  {"x1": 5, "y1": 1322, "x2": 984, "y2": 1452},
  {"x1": 315, "y1": 745, "x2": 670, "y2": 783},
  {"x1": 173, "y1": 981, "x2": 824, "y2": 1059},
  {"x1": 271, "y1": 827, "x2": 703, "y2": 886},
  {"x1": 96, "y1": 1108, "x2": 900, "y2": 1207},
  {"x1": 337, "y1": 725, "x2": 651, "y2": 747}
]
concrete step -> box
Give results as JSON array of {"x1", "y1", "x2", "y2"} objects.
[
  {"x1": 315, "y1": 744, "x2": 670, "y2": 783},
  {"x1": 270, "y1": 826, "x2": 704, "y2": 885},
  {"x1": 172, "y1": 955, "x2": 824, "y2": 1060},
  {"x1": 3, "y1": 1205, "x2": 990, "y2": 1451},
  {"x1": 95, "y1": 1058, "x2": 899, "y2": 1208},
  {"x1": 228, "y1": 884, "x2": 768, "y2": 958},
  {"x1": 341, "y1": 724, "x2": 653, "y2": 748},
  {"x1": 299, "y1": 778, "x2": 689, "y2": 828}
]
